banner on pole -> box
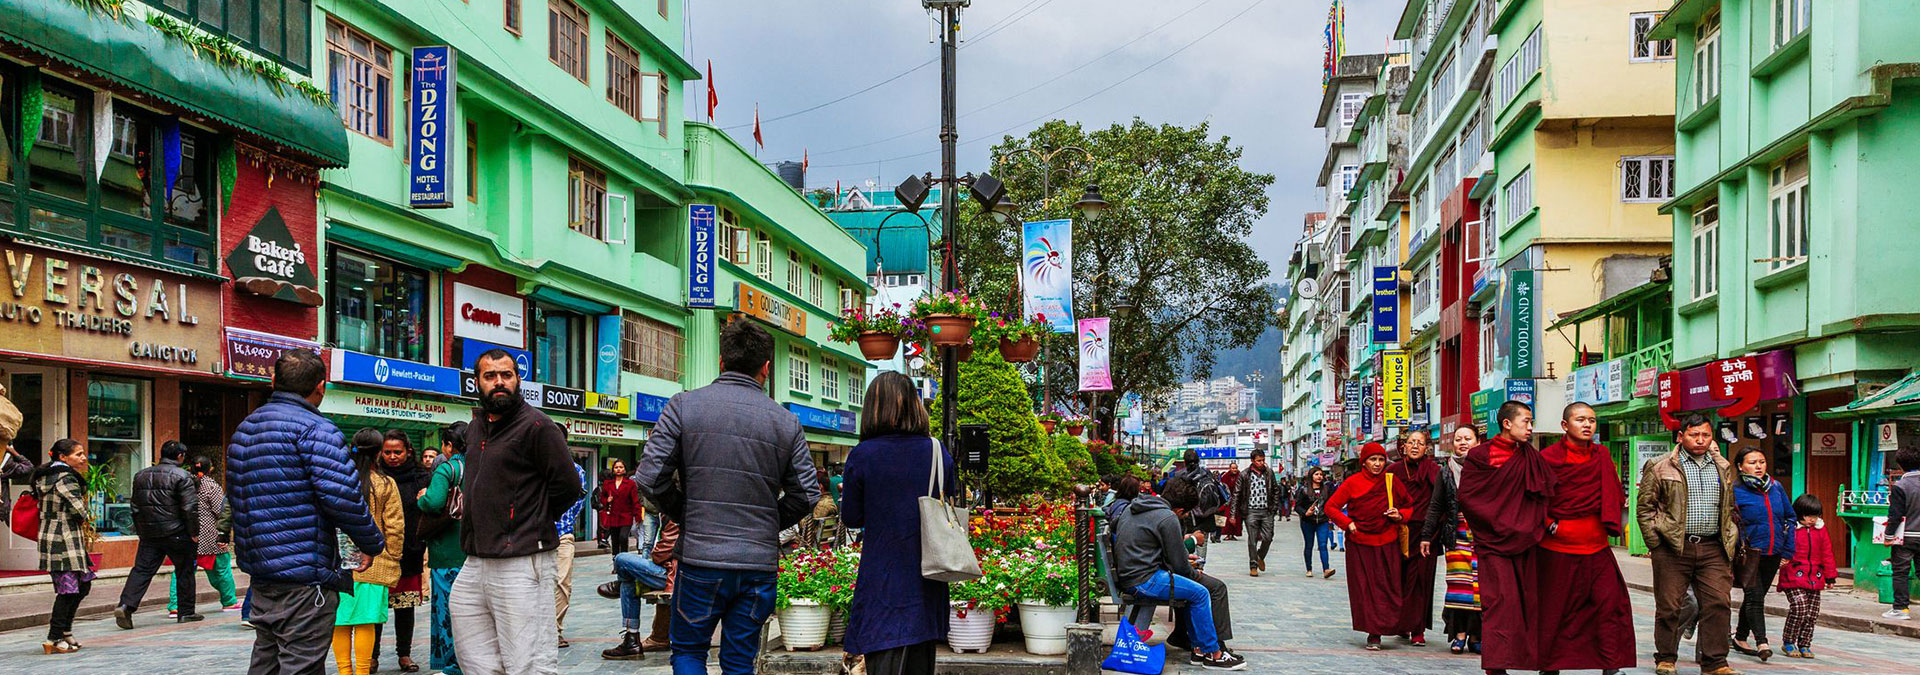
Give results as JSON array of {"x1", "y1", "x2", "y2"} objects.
[
  {"x1": 1371, "y1": 266, "x2": 1399, "y2": 344},
  {"x1": 1381, "y1": 350, "x2": 1410, "y2": 424},
  {"x1": 1077, "y1": 317, "x2": 1112, "y2": 391},
  {"x1": 1022, "y1": 219, "x2": 1075, "y2": 332},
  {"x1": 408, "y1": 46, "x2": 456, "y2": 208}
]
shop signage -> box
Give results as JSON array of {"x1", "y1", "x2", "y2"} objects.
[
  {"x1": 1508, "y1": 270, "x2": 1535, "y2": 378},
  {"x1": 1635, "y1": 366, "x2": 1658, "y2": 397},
  {"x1": 456, "y1": 337, "x2": 532, "y2": 379},
  {"x1": 1881, "y1": 422, "x2": 1902, "y2": 453},
  {"x1": 452, "y1": 283, "x2": 525, "y2": 347},
  {"x1": 333, "y1": 350, "x2": 463, "y2": 397},
  {"x1": 1323, "y1": 402, "x2": 1343, "y2": 445},
  {"x1": 1409, "y1": 386, "x2": 1429, "y2": 426},
  {"x1": 1634, "y1": 440, "x2": 1668, "y2": 470},
  {"x1": 1371, "y1": 266, "x2": 1399, "y2": 344},
  {"x1": 595, "y1": 314, "x2": 621, "y2": 395},
  {"x1": 1659, "y1": 350, "x2": 1797, "y2": 424},
  {"x1": 407, "y1": 45, "x2": 456, "y2": 208},
  {"x1": 688, "y1": 204, "x2": 718, "y2": 308},
  {"x1": 320, "y1": 389, "x2": 468, "y2": 425},
  {"x1": 225, "y1": 208, "x2": 321, "y2": 305},
  {"x1": 787, "y1": 403, "x2": 857, "y2": 435},
  {"x1": 1381, "y1": 350, "x2": 1410, "y2": 424},
  {"x1": 1360, "y1": 381, "x2": 1376, "y2": 437},
  {"x1": 1708, "y1": 357, "x2": 1761, "y2": 418},
  {"x1": 225, "y1": 328, "x2": 322, "y2": 381},
  {"x1": 1568, "y1": 359, "x2": 1628, "y2": 406},
  {"x1": 1811, "y1": 432, "x2": 1847, "y2": 457},
  {"x1": 1504, "y1": 378, "x2": 1535, "y2": 408},
  {"x1": 1472, "y1": 388, "x2": 1497, "y2": 429},
  {"x1": 632, "y1": 392, "x2": 671, "y2": 424},
  {"x1": 559, "y1": 416, "x2": 645, "y2": 442},
  {"x1": 735, "y1": 283, "x2": 807, "y2": 335},
  {"x1": 0, "y1": 242, "x2": 222, "y2": 375},
  {"x1": 584, "y1": 392, "x2": 631, "y2": 417},
  {"x1": 533, "y1": 381, "x2": 586, "y2": 412}
]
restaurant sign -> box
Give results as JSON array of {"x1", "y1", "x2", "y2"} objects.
[
  {"x1": 1656, "y1": 350, "x2": 1797, "y2": 428},
  {"x1": 0, "y1": 241, "x2": 221, "y2": 375},
  {"x1": 225, "y1": 328, "x2": 323, "y2": 381},
  {"x1": 735, "y1": 282, "x2": 807, "y2": 335}
]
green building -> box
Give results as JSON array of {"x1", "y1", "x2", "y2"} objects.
[{"x1": 1652, "y1": 0, "x2": 1920, "y2": 574}]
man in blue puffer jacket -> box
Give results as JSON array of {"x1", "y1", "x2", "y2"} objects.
[{"x1": 226, "y1": 349, "x2": 385, "y2": 674}]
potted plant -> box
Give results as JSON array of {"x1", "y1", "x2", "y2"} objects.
[
  {"x1": 985, "y1": 313, "x2": 1049, "y2": 363},
  {"x1": 829, "y1": 306, "x2": 911, "y2": 361},
  {"x1": 947, "y1": 554, "x2": 1009, "y2": 654},
  {"x1": 909, "y1": 292, "x2": 987, "y2": 347},
  {"x1": 1037, "y1": 412, "x2": 1063, "y2": 434},
  {"x1": 1007, "y1": 550, "x2": 1080, "y2": 655},
  {"x1": 774, "y1": 549, "x2": 842, "y2": 650},
  {"x1": 1062, "y1": 415, "x2": 1089, "y2": 436}
]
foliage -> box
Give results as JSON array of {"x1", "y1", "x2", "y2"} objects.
[
  {"x1": 948, "y1": 553, "x2": 1014, "y2": 619},
  {"x1": 1089, "y1": 447, "x2": 1121, "y2": 480},
  {"x1": 1051, "y1": 434, "x2": 1097, "y2": 485},
  {"x1": 775, "y1": 546, "x2": 860, "y2": 612},
  {"x1": 84, "y1": 464, "x2": 119, "y2": 500},
  {"x1": 978, "y1": 312, "x2": 1053, "y2": 344},
  {"x1": 144, "y1": 14, "x2": 332, "y2": 107},
  {"x1": 1037, "y1": 411, "x2": 1064, "y2": 424},
  {"x1": 827, "y1": 305, "x2": 916, "y2": 343},
  {"x1": 1004, "y1": 549, "x2": 1080, "y2": 607},
  {"x1": 908, "y1": 290, "x2": 988, "y2": 319},
  {"x1": 937, "y1": 349, "x2": 1068, "y2": 498},
  {"x1": 969, "y1": 502, "x2": 1076, "y2": 556},
  {"x1": 1061, "y1": 415, "x2": 1091, "y2": 428}
]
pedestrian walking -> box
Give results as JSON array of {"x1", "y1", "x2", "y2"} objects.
[
  {"x1": 1385, "y1": 429, "x2": 1440, "y2": 646},
  {"x1": 1424, "y1": 425, "x2": 1478, "y2": 655},
  {"x1": 228, "y1": 349, "x2": 386, "y2": 675},
  {"x1": 1777, "y1": 495, "x2": 1836, "y2": 659},
  {"x1": 1233, "y1": 449, "x2": 1281, "y2": 577},
  {"x1": 35, "y1": 439, "x2": 95, "y2": 654},
  {"x1": 635, "y1": 320, "x2": 820, "y2": 675},
  {"x1": 1325, "y1": 442, "x2": 1412, "y2": 650},
  {"x1": 1219, "y1": 462, "x2": 1242, "y2": 542},
  {"x1": 376, "y1": 431, "x2": 433, "y2": 672},
  {"x1": 417, "y1": 421, "x2": 468, "y2": 675},
  {"x1": 333, "y1": 428, "x2": 408, "y2": 675},
  {"x1": 450, "y1": 348, "x2": 583, "y2": 675},
  {"x1": 1730, "y1": 446, "x2": 1795, "y2": 662},
  {"x1": 1535, "y1": 403, "x2": 1634, "y2": 674},
  {"x1": 1178, "y1": 449, "x2": 1225, "y2": 562},
  {"x1": 599, "y1": 518, "x2": 680, "y2": 660},
  {"x1": 1456, "y1": 401, "x2": 1554, "y2": 675},
  {"x1": 553, "y1": 460, "x2": 590, "y2": 648},
  {"x1": 597, "y1": 460, "x2": 641, "y2": 555},
  {"x1": 114, "y1": 439, "x2": 202, "y2": 628},
  {"x1": 839, "y1": 371, "x2": 955, "y2": 674},
  {"x1": 1881, "y1": 445, "x2": 1920, "y2": 620},
  {"x1": 1295, "y1": 467, "x2": 1337, "y2": 577},
  {"x1": 1114, "y1": 476, "x2": 1247, "y2": 670},
  {"x1": 1637, "y1": 413, "x2": 1743, "y2": 675},
  {"x1": 167, "y1": 456, "x2": 240, "y2": 616}
]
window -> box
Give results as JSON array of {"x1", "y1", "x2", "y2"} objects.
[
  {"x1": 788, "y1": 345, "x2": 811, "y2": 393},
  {"x1": 1630, "y1": 12, "x2": 1676, "y2": 62},
  {"x1": 755, "y1": 235, "x2": 773, "y2": 280},
  {"x1": 86, "y1": 376, "x2": 149, "y2": 536},
  {"x1": 1479, "y1": 316, "x2": 1498, "y2": 380},
  {"x1": 1773, "y1": 0, "x2": 1810, "y2": 50},
  {"x1": 140, "y1": 0, "x2": 311, "y2": 71},
  {"x1": 1410, "y1": 265, "x2": 1432, "y2": 315},
  {"x1": 1767, "y1": 154, "x2": 1810, "y2": 272},
  {"x1": 1501, "y1": 168, "x2": 1533, "y2": 225},
  {"x1": 327, "y1": 19, "x2": 393, "y2": 142},
  {"x1": 659, "y1": 0, "x2": 669, "y2": 18},
  {"x1": 504, "y1": 0, "x2": 522, "y2": 34},
  {"x1": 1338, "y1": 165, "x2": 1358, "y2": 196},
  {"x1": 606, "y1": 34, "x2": 644, "y2": 119},
  {"x1": 650, "y1": 72, "x2": 669, "y2": 138},
  {"x1": 1690, "y1": 203, "x2": 1719, "y2": 299},
  {"x1": 328, "y1": 248, "x2": 431, "y2": 362},
  {"x1": 466, "y1": 121, "x2": 479, "y2": 203},
  {"x1": 1495, "y1": 26, "x2": 1543, "y2": 110},
  {"x1": 720, "y1": 214, "x2": 752, "y2": 265},
  {"x1": 1621, "y1": 156, "x2": 1676, "y2": 202},
  {"x1": 821, "y1": 356, "x2": 841, "y2": 400},
  {"x1": 848, "y1": 369, "x2": 866, "y2": 405},
  {"x1": 566, "y1": 157, "x2": 606, "y2": 239},
  {"x1": 1338, "y1": 92, "x2": 1367, "y2": 126},
  {"x1": 1694, "y1": 14, "x2": 1722, "y2": 106},
  {"x1": 840, "y1": 287, "x2": 858, "y2": 312},
  {"x1": 549, "y1": 0, "x2": 590, "y2": 82},
  {"x1": 1478, "y1": 194, "x2": 1497, "y2": 261},
  {"x1": 620, "y1": 311, "x2": 683, "y2": 380},
  {"x1": 1435, "y1": 144, "x2": 1459, "y2": 197},
  {"x1": 787, "y1": 250, "x2": 804, "y2": 294},
  {"x1": 533, "y1": 306, "x2": 588, "y2": 388},
  {"x1": 809, "y1": 264, "x2": 824, "y2": 307}
]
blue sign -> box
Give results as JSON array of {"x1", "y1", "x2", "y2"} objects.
[
  {"x1": 1505, "y1": 378, "x2": 1536, "y2": 408},
  {"x1": 596, "y1": 314, "x2": 622, "y2": 394},
  {"x1": 631, "y1": 392, "x2": 671, "y2": 424},
  {"x1": 333, "y1": 350, "x2": 462, "y2": 397},
  {"x1": 1192, "y1": 446, "x2": 1238, "y2": 460},
  {"x1": 688, "y1": 204, "x2": 718, "y2": 307},
  {"x1": 457, "y1": 338, "x2": 531, "y2": 379},
  {"x1": 407, "y1": 46, "x2": 456, "y2": 208},
  {"x1": 1371, "y1": 266, "x2": 1398, "y2": 344},
  {"x1": 787, "y1": 403, "x2": 857, "y2": 435}
]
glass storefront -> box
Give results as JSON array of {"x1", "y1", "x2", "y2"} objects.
[
  {"x1": 86, "y1": 376, "x2": 148, "y2": 536},
  {"x1": 329, "y1": 247, "x2": 431, "y2": 362},
  {"x1": 534, "y1": 306, "x2": 588, "y2": 389}
]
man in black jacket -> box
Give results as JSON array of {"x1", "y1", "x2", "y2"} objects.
[
  {"x1": 1233, "y1": 449, "x2": 1283, "y2": 576},
  {"x1": 1114, "y1": 477, "x2": 1246, "y2": 670},
  {"x1": 116, "y1": 440, "x2": 201, "y2": 627}
]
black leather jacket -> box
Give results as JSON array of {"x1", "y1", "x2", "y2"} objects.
[
  {"x1": 130, "y1": 458, "x2": 199, "y2": 541},
  {"x1": 1421, "y1": 463, "x2": 1461, "y2": 551}
]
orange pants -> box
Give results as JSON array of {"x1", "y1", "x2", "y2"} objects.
[{"x1": 332, "y1": 624, "x2": 377, "y2": 675}]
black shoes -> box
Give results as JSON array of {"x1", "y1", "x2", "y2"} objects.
[
  {"x1": 113, "y1": 606, "x2": 133, "y2": 630},
  {"x1": 597, "y1": 581, "x2": 622, "y2": 600},
  {"x1": 602, "y1": 631, "x2": 645, "y2": 660},
  {"x1": 176, "y1": 613, "x2": 205, "y2": 623}
]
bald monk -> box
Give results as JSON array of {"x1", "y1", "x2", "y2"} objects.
[
  {"x1": 1535, "y1": 402, "x2": 1633, "y2": 675},
  {"x1": 1456, "y1": 401, "x2": 1554, "y2": 675}
]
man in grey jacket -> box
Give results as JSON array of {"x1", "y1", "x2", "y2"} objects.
[
  {"x1": 1114, "y1": 477, "x2": 1246, "y2": 670},
  {"x1": 637, "y1": 319, "x2": 819, "y2": 674},
  {"x1": 1883, "y1": 445, "x2": 1920, "y2": 620}
]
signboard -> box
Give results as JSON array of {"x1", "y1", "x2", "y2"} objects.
[
  {"x1": 1812, "y1": 432, "x2": 1847, "y2": 457},
  {"x1": 1343, "y1": 380, "x2": 1362, "y2": 435},
  {"x1": 1471, "y1": 388, "x2": 1497, "y2": 429},
  {"x1": 1021, "y1": 219, "x2": 1076, "y2": 332},
  {"x1": 0, "y1": 241, "x2": 222, "y2": 375},
  {"x1": 1076, "y1": 317, "x2": 1112, "y2": 392},
  {"x1": 584, "y1": 392, "x2": 632, "y2": 417},
  {"x1": 631, "y1": 392, "x2": 671, "y2": 424},
  {"x1": 1381, "y1": 350, "x2": 1410, "y2": 424},
  {"x1": 1505, "y1": 378, "x2": 1535, "y2": 408},
  {"x1": 788, "y1": 402, "x2": 857, "y2": 435},
  {"x1": 319, "y1": 389, "x2": 468, "y2": 425},
  {"x1": 595, "y1": 314, "x2": 622, "y2": 395},
  {"x1": 407, "y1": 46, "x2": 456, "y2": 208},
  {"x1": 1708, "y1": 356, "x2": 1762, "y2": 418},
  {"x1": 332, "y1": 350, "x2": 463, "y2": 397},
  {"x1": 1508, "y1": 269, "x2": 1535, "y2": 378},
  {"x1": 1881, "y1": 422, "x2": 1902, "y2": 453},
  {"x1": 225, "y1": 208, "x2": 320, "y2": 305},
  {"x1": 559, "y1": 415, "x2": 645, "y2": 442},
  {"x1": 225, "y1": 328, "x2": 321, "y2": 381},
  {"x1": 1634, "y1": 440, "x2": 1668, "y2": 472},
  {"x1": 1371, "y1": 266, "x2": 1399, "y2": 344},
  {"x1": 735, "y1": 283, "x2": 807, "y2": 335},
  {"x1": 1323, "y1": 401, "x2": 1343, "y2": 445},
  {"x1": 1409, "y1": 386, "x2": 1429, "y2": 426},
  {"x1": 456, "y1": 337, "x2": 532, "y2": 380},
  {"x1": 452, "y1": 283, "x2": 526, "y2": 347},
  {"x1": 1635, "y1": 366, "x2": 1659, "y2": 397},
  {"x1": 1663, "y1": 350, "x2": 1797, "y2": 418},
  {"x1": 1360, "y1": 380, "x2": 1376, "y2": 437},
  {"x1": 687, "y1": 204, "x2": 718, "y2": 308},
  {"x1": 455, "y1": 372, "x2": 586, "y2": 413}
]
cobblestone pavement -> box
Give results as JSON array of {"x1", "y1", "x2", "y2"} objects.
[{"x1": 0, "y1": 523, "x2": 1911, "y2": 674}]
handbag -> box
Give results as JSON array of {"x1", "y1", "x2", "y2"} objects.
[
  {"x1": 1732, "y1": 546, "x2": 1763, "y2": 588},
  {"x1": 9, "y1": 489, "x2": 38, "y2": 541},
  {"x1": 919, "y1": 439, "x2": 982, "y2": 583},
  {"x1": 1100, "y1": 615, "x2": 1166, "y2": 674}
]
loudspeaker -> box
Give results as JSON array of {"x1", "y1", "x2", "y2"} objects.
[{"x1": 957, "y1": 424, "x2": 991, "y2": 473}]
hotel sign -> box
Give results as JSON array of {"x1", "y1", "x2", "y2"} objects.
[
  {"x1": 735, "y1": 282, "x2": 807, "y2": 335},
  {"x1": 408, "y1": 46, "x2": 456, "y2": 208},
  {"x1": 0, "y1": 241, "x2": 221, "y2": 375}
]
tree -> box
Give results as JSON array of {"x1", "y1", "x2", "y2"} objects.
[
  {"x1": 937, "y1": 348, "x2": 1067, "y2": 498},
  {"x1": 1052, "y1": 434, "x2": 1097, "y2": 485},
  {"x1": 953, "y1": 119, "x2": 1280, "y2": 440}
]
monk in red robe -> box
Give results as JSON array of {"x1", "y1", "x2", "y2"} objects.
[
  {"x1": 1326, "y1": 442, "x2": 1413, "y2": 651},
  {"x1": 1536, "y1": 403, "x2": 1635, "y2": 674},
  {"x1": 1387, "y1": 429, "x2": 1441, "y2": 646},
  {"x1": 1456, "y1": 401, "x2": 1555, "y2": 675}
]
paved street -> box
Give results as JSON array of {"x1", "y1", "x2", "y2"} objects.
[{"x1": 0, "y1": 523, "x2": 1910, "y2": 674}]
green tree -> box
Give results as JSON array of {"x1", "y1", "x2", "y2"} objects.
[
  {"x1": 1051, "y1": 434, "x2": 1097, "y2": 485},
  {"x1": 937, "y1": 348, "x2": 1067, "y2": 498},
  {"x1": 1088, "y1": 445, "x2": 1120, "y2": 480}
]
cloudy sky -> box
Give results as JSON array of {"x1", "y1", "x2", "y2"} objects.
[{"x1": 684, "y1": 0, "x2": 1399, "y2": 281}]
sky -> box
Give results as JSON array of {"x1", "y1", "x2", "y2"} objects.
[{"x1": 683, "y1": 0, "x2": 1399, "y2": 282}]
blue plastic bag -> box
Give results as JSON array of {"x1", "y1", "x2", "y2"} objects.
[{"x1": 1100, "y1": 615, "x2": 1165, "y2": 674}]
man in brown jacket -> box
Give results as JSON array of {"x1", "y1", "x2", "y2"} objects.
[{"x1": 1636, "y1": 413, "x2": 1742, "y2": 675}]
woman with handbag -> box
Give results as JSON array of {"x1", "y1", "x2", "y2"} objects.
[
  {"x1": 1730, "y1": 447, "x2": 1795, "y2": 662},
  {"x1": 840, "y1": 371, "x2": 958, "y2": 675},
  {"x1": 1295, "y1": 467, "x2": 1337, "y2": 578},
  {"x1": 598, "y1": 460, "x2": 641, "y2": 555},
  {"x1": 35, "y1": 439, "x2": 95, "y2": 654}
]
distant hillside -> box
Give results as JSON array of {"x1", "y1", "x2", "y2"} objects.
[{"x1": 1203, "y1": 323, "x2": 1284, "y2": 407}]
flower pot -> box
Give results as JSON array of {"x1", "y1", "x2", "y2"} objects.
[
  {"x1": 777, "y1": 600, "x2": 831, "y2": 651},
  {"x1": 1016, "y1": 601, "x2": 1076, "y2": 655},
  {"x1": 1064, "y1": 424, "x2": 1085, "y2": 436},
  {"x1": 856, "y1": 332, "x2": 901, "y2": 360},
  {"x1": 1039, "y1": 420, "x2": 1058, "y2": 434},
  {"x1": 827, "y1": 610, "x2": 847, "y2": 645},
  {"x1": 955, "y1": 343, "x2": 975, "y2": 361},
  {"x1": 948, "y1": 604, "x2": 996, "y2": 654},
  {"x1": 924, "y1": 314, "x2": 975, "y2": 347},
  {"x1": 998, "y1": 336, "x2": 1040, "y2": 363}
]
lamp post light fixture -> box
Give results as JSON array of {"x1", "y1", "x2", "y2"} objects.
[{"x1": 1074, "y1": 183, "x2": 1109, "y2": 222}]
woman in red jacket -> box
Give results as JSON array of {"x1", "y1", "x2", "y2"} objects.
[
  {"x1": 1326, "y1": 442, "x2": 1412, "y2": 651},
  {"x1": 1777, "y1": 494, "x2": 1837, "y2": 659},
  {"x1": 597, "y1": 460, "x2": 642, "y2": 555}
]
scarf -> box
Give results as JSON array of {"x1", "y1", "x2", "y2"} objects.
[{"x1": 1740, "y1": 473, "x2": 1772, "y2": 493}]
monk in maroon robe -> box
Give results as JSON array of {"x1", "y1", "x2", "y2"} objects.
[
  {"x1": 1387, "y1": 429, "x2": 1441, "y2": 645},
  {"x1": 1456, "y1": 402, "x2": 1555, "y2": 674},
  {"x1": 1327, "y1": 442, "x2": 1414, "y2": 650},
  {"x1": 1536, "y1": 403, "x2": 1635, "y2": 673}
]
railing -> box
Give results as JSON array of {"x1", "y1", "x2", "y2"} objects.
[{"x1": 1622, "y1": 339, "x2": 1673, "y2": 377}]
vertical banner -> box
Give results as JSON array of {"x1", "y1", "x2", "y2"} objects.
[
  {"x1": 1409, "y1": 386, "x2": 1429, "y2": 426},
  {"x1": 1371, "y1": 266, "x2": 1399, "y2": 344},
  {"x1": 595, "y1": 314, "x2": 622, "y2": 395},
  {"x1": 408, "y1": 46, "x2": 456, "y2": 208},
  {"x1": 1076, "y1": 318, "x2": 1112, "y2": 391},
  {"x1": 687, "y1": 204, "x2": 718, "y2": 307},
  {"x1": 1508, "y1": 269, "x2": 1536, "y2": 378},
  {"x1": 1343, "y1": 380, "x2": 1362, "y2": 439},
  {"x1": 1381, "y1": 350, "x2": 1410, "y2": 424},
  {"x1": 1360, "y1": 380, "x2": 1375, "y2": 437},
  {"x1": 1022, "y1": 219, "x2": 1075, "y2": 332}
]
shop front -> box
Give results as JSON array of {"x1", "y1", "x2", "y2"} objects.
[
  {"x1": 789, "y1": 402, "x2": 857, "y2": 469},
  {"x1": 1819, "y1": 370, "x2": 1920, "y2": 582}
]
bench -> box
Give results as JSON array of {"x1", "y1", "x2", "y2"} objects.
[{"x1": 1093, "y1": 505, "x2": 1182, "y2": 646}]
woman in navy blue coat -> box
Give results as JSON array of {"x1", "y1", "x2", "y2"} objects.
[{"x1": 840, "y1": 371, "x2": 957, "y2": 675}]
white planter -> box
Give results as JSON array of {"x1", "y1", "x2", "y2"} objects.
[
  {"x1": 778, "y1": 600, "x2": 831, "y2": 651},
  {"x1": 1016, "y1": 601, "x2": 1076, "y2": 655},
  {"x1": 947, "y1": 604, "x2": 996, "y2": 654},
  {"x1": 827, "y1": 610, "x2": 847, "y2": 645}
]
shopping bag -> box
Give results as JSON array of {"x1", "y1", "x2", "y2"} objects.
[
  {"x1": 920, "y1": 440, "x2": 982, "y2": 582},
  {"x1": 1101, "y1": 615, "x2": 1165, "y2": 674}
]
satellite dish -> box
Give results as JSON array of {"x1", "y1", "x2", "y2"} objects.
[{"x1": 1295, "y1": 277, "x2": 1321, "y2": 300}]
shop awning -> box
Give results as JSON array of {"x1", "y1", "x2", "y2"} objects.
[
  {"x1": 1818, "y1": 370, "x2": 1920, "y2": 420},
  {"x1": 0, "y1": 0, "x2": 348, "y2": 166}
]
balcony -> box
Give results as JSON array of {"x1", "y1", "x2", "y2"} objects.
[{"x1": 1622, "y1": 340, "x2": 1674, "y2": 381}]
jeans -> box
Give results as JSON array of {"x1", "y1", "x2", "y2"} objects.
[
  {"x1": 169, "y1": 551, "x2": 239, "y2": 611},
  {"x1": 1891, "y1": 539, "x2": 1920, "y2": 609},
  {"x1": 1300, "y1": 519, "x2": 1333, "y2": 571},
  {"x1": 615, "y1": 552, "x2": 671, "y2": 631},
  {"x1": 671, "y1": 563, "x2": 777, "y2": 675},
  {"x1": 450, "y1": 551, "x2": 560, "y2": 675},
  {"x1": 1128, "y1": 570, "x2": 1220, "y2": 654},
  {"x1": 119, "y1": 535, "x2": 197, "y2": 616},
  {"x1": 429, "y1": 567, "x2": 461, "y2": 674},
  {"x1": 246, "y1": 582, "x2": 341, "y2": 675}
]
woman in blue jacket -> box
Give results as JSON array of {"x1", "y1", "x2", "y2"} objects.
[{"x1": 1730, "y1": 447, "x2": 1795, "y2": 661}]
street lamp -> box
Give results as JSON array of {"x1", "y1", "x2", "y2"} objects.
[{"x1": 1074, "y1": 184, "x2": 1109, "y2": 222}]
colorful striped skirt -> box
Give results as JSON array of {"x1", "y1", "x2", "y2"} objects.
[{"x1": 1443, "y1": 515, "x2": 1481, "y2": 611}]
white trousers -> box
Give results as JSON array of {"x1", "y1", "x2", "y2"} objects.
[{"x1": 450, "y1": 551, "x2": 559, "y2": 675}]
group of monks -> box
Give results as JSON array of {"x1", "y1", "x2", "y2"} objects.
[{"x1": 1329, "y1": 400, "x2": 1636, "y2": 675}]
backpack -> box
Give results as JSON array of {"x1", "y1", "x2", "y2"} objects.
[
  {"x1": 1192, "y1": 470, "x2": 1228, "y2": 517},
  {"x1": 416, "y1": 460, "x2": 464, "y2": 540}
]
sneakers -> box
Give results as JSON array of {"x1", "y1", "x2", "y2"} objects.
[
  {"x1": 1409, "y1": 632, "x2": 1426, "y2": 647},
  {"x1": 113, "y1": 606, "x2": 134, "y2": 630},
  {"x1": 1799, "y1": 647, "x2": 1817, "y2": 659},
  {"x1": 223, "y1": 602, "x2": 244, "y2": 612},
  {"x1": 1249, "y1": 567, "x2": 1260, "y2": 577},
  {"x1": 239, "y1": 620, "x2": 256, "y2": 630},
  {"x1": 1304, "y1": 569, "x2": 1315, "y2": 577},
  {"x1": 1884, "y1": 608, "x2": 1912, "y2": 620},
  {"x1": 167, "y1": 610, "x2": 178, "y2": 619},
  {"x1": 601, "y1": 631, "x2": 644, "y2": 660},
  {"x1": 1780, "y1": 644, "x2": 1799, "y2": 658},
  {"x1": 1193, "y1": 650, "x2": 1247, "y2": 670}
]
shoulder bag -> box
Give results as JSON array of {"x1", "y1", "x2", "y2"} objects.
[{"x1": 920, "y1": 439, "x2": 982, "y2": 583}]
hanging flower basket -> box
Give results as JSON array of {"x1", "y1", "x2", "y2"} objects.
[
  {"x1": 980, "y1": 313, "x2": 1050, "y2": 363},
  {"x1": 998, "y1": 336, "x2": 1040, "y2": 363},
  {"x1": 1038, "y1": 413, "x2": 1062, "y2": 434},
  {"x1": 855, "y1": 332, "x2": 901, "y2": 360},
  {"x1": 954, "y1": 340, "x2": 975, "y2": 361},
  {"x1": 831, "y1": 306, "x2": 915, "y2": 363},
  {"x1": 909, "y1": 293, "x2": 987, "y2": 347},
  {"x1": 925, "y1": 314, "x2": 975, "y2": 347},
  {"x1": 1063, "y1": 416, "x2": 1090, "y2": 436}
]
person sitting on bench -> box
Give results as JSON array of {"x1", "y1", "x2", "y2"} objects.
[
  {"x1": 1114, "y1": 476, "x2": 1246, "y2": 671},
  {"x1": 600, "y1": 519, "x2": 681, "y2": 660}
]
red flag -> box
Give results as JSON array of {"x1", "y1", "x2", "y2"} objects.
[
  {"x1": 752, "y1": 105, "x2": 763, "y2": 150},
  {"x1": 705, "y1": 59, "x2": 717, "y2": 121},
  {"x1": 802, "y1": 149, "x2": 809, "y2": 172}
]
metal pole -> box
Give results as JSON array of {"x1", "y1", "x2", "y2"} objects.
[{"x1": 937, "y1": 1, "x2": 961, "y2": 466}]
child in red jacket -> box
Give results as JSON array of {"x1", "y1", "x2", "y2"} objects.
[{"x1": 1777, "y1": 494, "x2": 1838, "y2": 658}]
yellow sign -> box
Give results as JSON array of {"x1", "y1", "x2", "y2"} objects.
[
  {"x1": 735, "y1": 283, "x2": 808, "y2": 336},
  {"x1": 584, "y1": 392, "x2": 632, "y2": 417},
  {"x1": 1381, "y1": 350, "x2": 1411, "y2": 425}
]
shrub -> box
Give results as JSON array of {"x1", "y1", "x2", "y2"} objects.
[
  {"x1": 1051, "y1": 434, "x2": 1097, "y2": 485},
  {"x1": 936, "y1": 348, "x2": 1067, "y2": 498}
]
